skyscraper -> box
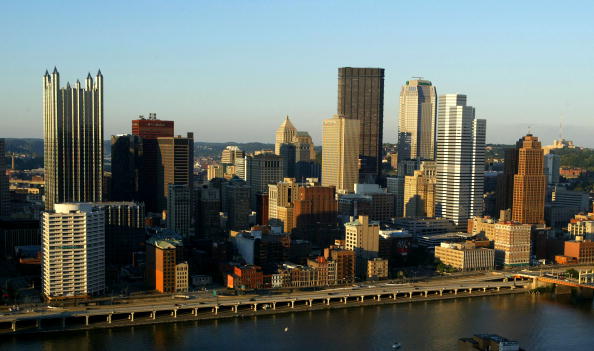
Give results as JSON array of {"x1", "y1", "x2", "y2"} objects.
[
  {"x1": 337, "y1": 67, "x2": 385, "y2": 183},
  {"x1": 322, "y1": 115, "x2": 360, "y2": 193},
  {"x1": 156, "y1": 133, "x2": 194, "y2": 212},
  {"x1": 435, "y1": 94, "x2": 486, "y2": 229},
  {"x1": 0, "y1": 139, "x2": 9, "y2": 216},
  {"x1": 398, "y1": 79, "x2": 437, "y2": 161},
  {"x1": 275, "y1": 116, "x2": 297, "y2": 155},
  {"x1": 404, "y1": 161, "x2": 436, "y2": 217},
  {"x1": 43, "y1": 68, "x2": 103, "y2": 210},
  {"x1": 110, "y1": 134, "x2": 143, "y2": 202},
  {"x1": 131, "y1": 113, "x2": 174, "y2": 212},
  {"x1": 96, "y1": 201, "x2": 145, "y2": 266},
  {"x1": 167, "y1": 184, "x2": 193, "y2": 237},
  {"x1": 223, "y1": 177, "x2": 251, "y2": 230},
  {"x1": 511, "y1": 135, "x2": 546, "y2": 224},
  {"x1": 246, "y1": 153, "x2": 284, "y2": 208},
  {"x1": 41, "y1": 203, "x2": 105, "y2": 299}
]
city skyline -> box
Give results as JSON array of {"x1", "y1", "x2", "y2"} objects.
[{"x1": 1, "y1": 1, "x2": 593, "y2": 146}]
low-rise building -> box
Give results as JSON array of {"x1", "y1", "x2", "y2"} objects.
[
  {"x1": 227, "y1": 265, "x2": 264, "y2": 290},
  {"x1": 367, "y1": 258, "x2": 389, "y2": 280},
  {"x1": 394, "y1": 217, "x2": 455, "y2": 238},
  {"x1": 434, "y1": 242, "x2": 495, "y2": 271},
  {"x1": 563, "y1": 239, "x2": 594, "y2": 264},
  {"x1": 145, "y1": 231, "x2": 188, "y2": 293}
]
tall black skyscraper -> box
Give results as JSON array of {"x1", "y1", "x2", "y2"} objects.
[
  {"x1": 110, "y1": 134, "x2": 143, "y2": 202},
  {"x1": 337, "y1": 67, "x2": 385, "y2": 184}
]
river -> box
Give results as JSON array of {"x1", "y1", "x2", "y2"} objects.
[{"x1": 2, "y1": 293, "x2": 594, "y2": 350}]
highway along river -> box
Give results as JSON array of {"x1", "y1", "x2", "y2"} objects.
[{"x1": 2, "y1": 293, "x2": 594, "y2": 350}]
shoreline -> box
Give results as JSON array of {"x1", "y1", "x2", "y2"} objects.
[{"x1": 3, "y1": 288, "x2": 528, "y2": 337}]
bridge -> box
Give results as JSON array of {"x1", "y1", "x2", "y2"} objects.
[
  {"x1": 515, "y1": 268, "x2": 594, "y2": 298},
  {"x1": 0, "y1": 278, "x2": 529, "y2": 336}
]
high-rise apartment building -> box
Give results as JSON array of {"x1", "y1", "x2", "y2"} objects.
[
  {"x1": 246, "y1": 153, "x2": 284, "y2": 208},
  {"x1": 156, "y1": 133, "x2": 194, "y2": 212},
  {"x1": 511, "y1": 135, "x2": 546, "y2": 225},
  {"x1": 398, "y1": 79, "x2": 437, "y2": 161},
  {"x1": 43, "y1": 69, "x2": 103, "y2": 210},
  {"x1": 275, "y1": 116, "x2": 297, "y2": 155},
  {"x1": 0, "y1": 139, "x2": 9, "y2": 216},
  {"x1": 110, "y1": 134, "x2": 143, "y2": 202},
  {"x1": 337, "y1": 67, "x2": 385, "y2": 183},
  {"x1": 435, "y1": 94, "x2": 486, "y2": 229},
  {"x1": 404, "y1": 161, "x2": 436, "y2": 217},
  {"x1": 41, "y1": 203, "x2": 105, "y2": 299},
  {"x1": 167, "y1": 184, "x2": 193, "y2": 237},
  {"x1": 322, "y1": 115, "x2": 360, "y2": 193}
]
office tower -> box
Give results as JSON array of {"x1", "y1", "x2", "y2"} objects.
[
  {"x1": 41, "y1": 203, "x2": 105, "y2": 299},
  {"x1": 110, "y1": 134, "x2": 143, "y2": 202},
  {"x1": 145, "y1": 231, "x2": 188, "y2": 293},
  {"x1": 43, "y1": 68, "x2": 103, "y2": 210},
  {"x1": 195, "y1": 183, "x2": 222, "y2": 237},
  {"x1": 221, "y1": 146, "x2": 245, "y2": 165},
  {"x1": 337, "y1": 67, "x2": 385, "y2": 183},
  {"x1": 293, "y1": 131, "x2": 316, "y2": 161},
  {"x1": 268, "y1": 178, "x2": 299, "y2": 227},
  {"x1": 338, "y1": 184, "x2": 395, "y2": 222},
  {"x1": 435, "y1": 94, "x2": 486, "y2": 229},
  {"x1": 345, "y1": 215, "x2": 380, "y2": 277},
  {"x1": 544, "y1": 153, "x2": 560, "y2": 185},
  {"x1": 96, "y1": 202, "x2": 145, "y2": 266},
  {"x1": 398, "y1": 79, "x2": 437, "y2": 161},
  {"x1": 234, "y1": 156, "x2": 247, "y2": 180},
  {"x1": 511, "y1": 135, "x2": 546, "y2": 224},
  {"x1": 493, "y1": 222, "x2": 531, "y2": 266},
  {"x1": 167, "y1": 184, "x2": 193, "y2": 237},
  {"x1": 0, "y1": 139, "x2": 9, "y2": 216},
  {"x1": 404, "y1": 161, "x2": 436, "y2": 217},
  {"x1": 156, "y1": 133, "x2": 194, "y2": 212},
  {"x1": 279, "y1": 143, "x2": 296, "y2": 178},
  {"x1": 132, "y1": 113, "x2": 174, "y2": 138},
  {"x1": 246, "y1": 153, "x2": 284, "y2": 208},
  {"x1": 131, "y1": 114, "x2": 174, "y2": 212},
  {"x1": 294, "y1": 183, "x2": 338, "y2": 230},
  {"x1": 223, "y1": 177, "x2": 251, "y2": 230},
  {"x1": 275, "y1": 116, "x2": 297, "y2": 155},
  {"x1": 322, "y1": 115, "x2": 360, "y2": 193},
  {"x1": 207, "y1": 164, "x2": 224, "y2": 180}
]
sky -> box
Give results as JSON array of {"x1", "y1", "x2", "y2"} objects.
[{"x1": 1, "y1": 0, "x2": 593, "y2": 146}]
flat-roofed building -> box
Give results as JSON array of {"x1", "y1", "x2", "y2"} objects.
[
  {"x1": 434, "y1": 242, "x2": 495, "y2": 271},
  {"x1": 493, "y1": 222, "x2": 531, "y2": 267}
]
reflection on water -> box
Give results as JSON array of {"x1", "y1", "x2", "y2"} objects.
[{"x1": 3, "y1": 294, "x2": 594, "y2": 351}]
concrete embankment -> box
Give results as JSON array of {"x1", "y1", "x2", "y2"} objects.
[{"x1": 2, "y1": 287, "x2": 528, "y2": 337}]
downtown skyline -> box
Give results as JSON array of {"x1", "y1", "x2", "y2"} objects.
[{"x1": 1, "y1": 1, "x2": 593, "y2": 146}]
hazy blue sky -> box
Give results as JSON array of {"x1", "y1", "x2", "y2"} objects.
[{"x1": 1, "y1": 1, "x2": 593, "y2": 146}]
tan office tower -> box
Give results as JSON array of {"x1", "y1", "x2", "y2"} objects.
[
  {"x1": 275, "y1": 116, "x2": 297, "y2": 155},
  {"x1": 404, "y1": 161, "x2": 436, "y2": 217},
  {"x1": 322, "y1": 115, "x2": 360, "y2": 193},
  {"x1": 511, "y1": 135, "x2": 546, "y2": 224},
  {"x1": 43, "y1": 68, "x2": 103, "y2": 210},
  {"x1": 398, "y1": 79, "x2": 437, "y2": 161},
  {"x1": 337, "y1": 67, "x2": 385, "y2": 183},
  {"x1": 268, "y1": 178, "x2": 300, "y2": 224},
  {"x1": 156, "y1": 133, "x2": 194, "y2": 211},
  {"x1": 293, "y1": 131, "x2": 316, "y2": 161}
]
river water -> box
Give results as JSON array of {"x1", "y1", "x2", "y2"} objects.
[{"x1": 3, "y1": 294, "x2": 594, "y2": 351}]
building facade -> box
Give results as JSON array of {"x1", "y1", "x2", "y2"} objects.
[
  {"x1": 156, "y1": 133, "x2": 194, "y2": 212},
  {"x1": 434, "y1": 242, "x2": 495, "y2": 271},
  {"x1": 435, "y1": 94, "x2": 486, "y2": 229},
  {"x1": 167, "y1": 184, "x2": 193, "y2": 238},
  {"x1": 246, "y1": 153, "x2": 284, "y2": 208},
  {"x1": 511, "y1": 135, "x2": 546, "y2": 224},
  {"x1": 43, "y1": 69, "x2": 103, "y2": 210},
  {"x1": 41, "y1": 203, "x2": 105, "y2": 299},
  {"x1": 110, "y1": 134, "x2": 143, "y2": 202},
  {"x1": 145, "y1": 231, "x2": 187, "y2": 293},
  {"x1": 493, "y1": 222, "x2": 531, "y2": 267},
  {"x1": 337, "y1": 67, "x2": 385, "y2": 183},
  {"x1": 398, "y1": 79, "x2": 437, "y2": 161},
  {"x1": 322, "y1": 115, "x2": 360, "y2": 193},
  {"x1": 403, "y1": 161, "x2": 436, "y2": 217}
]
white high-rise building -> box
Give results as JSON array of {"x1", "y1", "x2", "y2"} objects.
[
  {"x1": 398, "y1": 79, "x2": 437, "y2": 161},
  {"x1": 322, "y1": 114, "x2": 360, "y2": 193},
  {"x1": 435, "y1": 94, "x2": 486, "y2": 229},
  {"x1": 41, "y1": 203, "x2": 105, "y2": 299}
]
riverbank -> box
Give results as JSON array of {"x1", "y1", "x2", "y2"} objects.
[{"x1": 2, "y1": 287, "x2": 528, "y2": 336}]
